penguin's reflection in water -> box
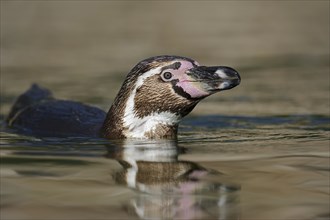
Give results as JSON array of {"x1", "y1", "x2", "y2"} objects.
[{"x1": 106, "y1": 140, "x2": 240, "y2": 220}]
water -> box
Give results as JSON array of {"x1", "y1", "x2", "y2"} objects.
[
  {"x1": 1, "y1": 115, "x2": 329, "y2": 219},
  {"x1": 1, "y1": 1, "x2": 329, "y2": 220}
]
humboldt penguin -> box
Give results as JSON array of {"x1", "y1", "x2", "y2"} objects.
[{"x1": 6, "y1": 55, "x2": 241, "y2": 139}]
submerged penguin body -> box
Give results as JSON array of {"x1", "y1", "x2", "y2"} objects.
[{"x1": 7, "y1": 84, "x2": 106, "y2": 137}]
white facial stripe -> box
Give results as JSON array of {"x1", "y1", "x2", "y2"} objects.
[
  {"x1": 123, "y1": 63, "x2": 181, "y2": 138},
  {"x1": 123, "y1": 66, "x2": 162, "y2": 129},
  {"x1": 215, "y1": 69, "x2": 228, "y2": 79}
]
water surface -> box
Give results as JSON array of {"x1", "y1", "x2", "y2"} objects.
[{"x1": 1, "y1": 114, "x2": 329, "y2": 220}]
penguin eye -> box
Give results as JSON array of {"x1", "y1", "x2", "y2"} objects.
[{"x1": 162, "y1": 72, "x2": 173, "y2": 81}]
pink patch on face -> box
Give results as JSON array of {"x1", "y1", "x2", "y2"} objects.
[
  {"x1": 180, "y1": 60, "x2": 197, "y2": 70},
  {"x1": 164, "y1": 60, "x2": 195, "y2": 82},
  {"x1": 176, "y1": 81, "x2": 210, "y2": 98},
  {"x1": 170, "y1": 60, "x2": 209, "y2": 98}
]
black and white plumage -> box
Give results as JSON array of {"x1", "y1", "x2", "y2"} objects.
[{"x1": 6, "y1": 55, "x2": 241, "y2": 139}]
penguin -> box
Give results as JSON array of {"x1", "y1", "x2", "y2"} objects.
[{"x1": 6, "y1": 55, "x2": 240, "y2": 139}]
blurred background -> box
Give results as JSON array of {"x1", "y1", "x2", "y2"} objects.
[{"x1": 1, "y1": 1, "x2": 329, "y2": 117}]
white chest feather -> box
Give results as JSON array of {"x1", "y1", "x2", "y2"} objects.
[{"x1": 124, "y1": 111, "x2": 180, "y2": 138}]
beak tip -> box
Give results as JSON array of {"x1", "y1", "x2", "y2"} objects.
[{"x1": 215, "y1": 66, "x2": 241, "y2": 90}]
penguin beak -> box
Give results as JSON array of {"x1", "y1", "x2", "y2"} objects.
[
  {"x1": 177, "y1": 66, "x2": 240, "y2": 99},
  {"x1": 187, "y1": 66, "x2": 241, "y2": 92}
]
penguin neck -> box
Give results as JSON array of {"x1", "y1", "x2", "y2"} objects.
[
  {"x1": 100, "y1": 82, "x2": 181, "y2": 139},
  {"x1": 101, "y1": 105, "x2": 180, "y2": 139}
]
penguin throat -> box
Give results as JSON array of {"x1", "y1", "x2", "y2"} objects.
[{"x1": 123, "y1": 111, "x2": 180, "y2": 139}]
